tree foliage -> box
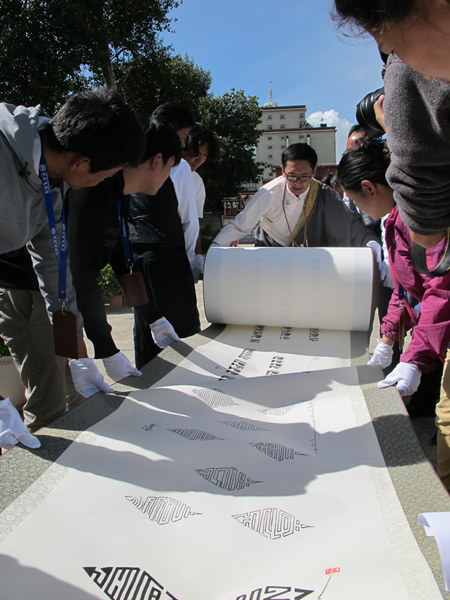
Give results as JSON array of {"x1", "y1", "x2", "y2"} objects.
[
  {"x1": 0, "y1": 2, "x2": 264, "y2": 212},
  {"x1": 0, "y1": 0, "x2": 180, "y2": 112},
  {"x1": 196, "y1": 89, "x2": 264, "y2": 212},
  {"x1": 121, "y1": 52, "x2": 212, "y2": 119}
]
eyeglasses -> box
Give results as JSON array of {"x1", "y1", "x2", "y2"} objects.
[{"x1": 285, "y1": 172, "x2": 314, "y2": 183}]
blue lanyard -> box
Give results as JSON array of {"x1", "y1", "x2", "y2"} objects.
[
  {"x1": 39, "y1": 149, "x2": 67, "y2": 303},
  {"x1": 116, "y1": 195, "x2": 133, "y2": 271}
]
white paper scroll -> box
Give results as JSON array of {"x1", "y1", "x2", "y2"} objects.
[
  {"x1": 418, "y1": 512, "x2": 450, "y2": 590},
  {"x1": 203, "y1": 246, "x2": 375, "y2": 331}
]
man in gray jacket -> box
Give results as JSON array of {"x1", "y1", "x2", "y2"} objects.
[{"x1": 0, "y1": 87, "x2": 144, "y2": 433}]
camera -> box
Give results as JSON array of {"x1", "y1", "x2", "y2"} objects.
[{"x1": 355, "y1": 87, "x2": 385, "y2": 138}]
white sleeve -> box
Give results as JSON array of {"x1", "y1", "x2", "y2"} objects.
[
  {"x1": 213, "y1": 186, "x2": 273, "y2": 246},
  {"x1": 171, "y1": 160, "x2": 199, "y2": 268},
  {"x1": 193, "y1": 172, "x2": 206, "y2": 218}
]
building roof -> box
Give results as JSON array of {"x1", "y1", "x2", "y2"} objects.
[{"x1": 261, "y1": 104, "x2": 307, "y2": 111}]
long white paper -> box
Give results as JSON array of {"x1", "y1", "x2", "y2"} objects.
[
  {"x1": 0, "y1": 249, "x2": 441, "y2": 599},
  {"x1": 0, "y1": 326, "x2": 441, "y2": 600}
]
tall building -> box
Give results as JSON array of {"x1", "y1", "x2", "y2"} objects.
[{"x1": 256, "y1": 83, "x2": 336, "y2": 181}]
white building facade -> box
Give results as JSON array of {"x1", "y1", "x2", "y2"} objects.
[{"x1": 256, "y1": 101, "x2": 336, "y2": 181}]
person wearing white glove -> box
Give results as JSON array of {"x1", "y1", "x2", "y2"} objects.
[
  {"x1": 378, "y1": 362, "x2": 422, "y2": 397},
  {"x1": 0, "y1": 397, "x2": 41, "y2": 449},
  {"x1": 66, "y1": 116, "x2": 182, "y2": 391},
  {"x1": 367, "y1": 338, "x2": 394, "y2": 369},
  {"x1": 212, "y1": 144, "x2": 380, "y2": 249},
  {"x1": 366, "y1": 239, "x2": 383, "y2": 276},
  {"x1": 183, "y1": 123, "x2": 219, "y2": 281},
  {"x1": 69, "y1": 358, "x2": 114, "y2": 398},
  {"x1": 150, "y1": 317, "x2": 181, "y2": 349},
  {"x1": 192, "y1": 253, "x2": 204, "y2": 284},
  {"x1": 338, "y1": 141, "x2": 449, "y2": 415},
  {"x1": 103, "y1": 352, "x2": 142, "y2": 382}
]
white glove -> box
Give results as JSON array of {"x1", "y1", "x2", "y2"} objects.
[
  {"x1": 195, "y1": 253, "x2": 204, "y2": 272},
  {"x1": 150, "y1": 317, "x2": 181, "y2": 349},
  {"x1": 366, "y1": 240, "x2": 383, "y2": 274},
  {"x1": 103, "y1": 352, "x2": 142, "y2": 382},
  {"x1": 0, "y1": 397, "x2": 41, "y2": 449},
  {"x1": 69, "y1": 358, "x2": 114, "y2": 398},
  {"x1": 367, "y1": 339, "x2": 394, "y2": 369},
  {"x1": 380, "y1": 260, "x2": 394, "y2": 288},
  {"x1": 192, "y1": 253, "x2": 204, "y2": 283},
  {"x1": 377, "y1": 362, "x2": 422, "y2": 397}
]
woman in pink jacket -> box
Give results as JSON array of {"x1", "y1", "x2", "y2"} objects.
[{"x1": 337, "y1": 140, "x2": 450, "y2": 489}]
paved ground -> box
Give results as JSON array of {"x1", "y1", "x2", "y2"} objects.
[{"x1": 85, "y1": 279, "x2": 438, "y2": 472}]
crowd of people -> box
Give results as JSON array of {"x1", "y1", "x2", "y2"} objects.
[
  {"x1": 0, "y1": 94, "x2": 218, "y2": 448},
  {"x1": 1, "y1": 0, "x2": 450, "y2": 493},
  {"x1": 332, "y1": 0, "x2": 450, "y2": 491}
]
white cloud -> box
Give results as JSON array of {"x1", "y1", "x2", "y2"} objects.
[{"x1": 306, "y1": 109, "x2": 353, "y2": 161}]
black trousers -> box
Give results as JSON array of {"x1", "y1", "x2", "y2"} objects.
[{"x1": 133, "y1": 246, "x2": 200, "y2": 369}]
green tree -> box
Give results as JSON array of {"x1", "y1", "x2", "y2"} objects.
[
  {"x1": 197, "y1": 89, "x2": 264, "y2": 212},
  {"x1": 121, "y1": 52, "x2": 212, "y2": 119},
  {"x1": 0, "y1": 0, "x2": 180, "y2": 113}
]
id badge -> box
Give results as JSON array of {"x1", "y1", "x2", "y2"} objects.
[
  {"x1": 120, "y1": 271, "x2": 149, "y2": 307},
  {"x1": 53, "y1": 310, "x2": 79, "y2": 358}
]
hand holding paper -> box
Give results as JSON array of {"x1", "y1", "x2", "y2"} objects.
[
  {"x1": 150, "y1": 317, "x2": 181, "y2": 349},
  {"x1": 377, "y1": 362, "x2": 421, "y2": 396},
  {"x1": 103, "y1": 352, "x2": 141, "y2": 381},
  {"x1": 69, "y1": 358, "x2": 114, "y2": 397}
]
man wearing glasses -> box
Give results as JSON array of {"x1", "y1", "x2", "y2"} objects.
[{"x1": 212, "y1": 143, "x2": 379, "y2": 249}]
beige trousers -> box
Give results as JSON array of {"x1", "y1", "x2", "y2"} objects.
[{"x1": 436, "y1": 347, "x2": 450, "y2": 492}]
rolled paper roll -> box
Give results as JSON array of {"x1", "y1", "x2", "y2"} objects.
[{"x1": 203, "y1": 246, "x2": 376, "y2": 331}]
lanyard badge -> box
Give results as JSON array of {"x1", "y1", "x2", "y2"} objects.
[
  {"x1": 40, "y1": 150, "x2": 79, "y2": 358},
  {"x1": 117, "y1": 195, "x2": 149, "y2": 307}
]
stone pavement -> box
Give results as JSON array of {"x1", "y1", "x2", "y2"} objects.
[{"x1": 87, "y1": 279, "x2": 437, "y2": 472}]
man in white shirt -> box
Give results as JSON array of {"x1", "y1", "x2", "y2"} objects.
[
  {"x1": 213, "y1": 143, "x2": 380, "y2": 249},
  {"x1": 183, "y1": 123, "x2": 220, "y2": 269}
]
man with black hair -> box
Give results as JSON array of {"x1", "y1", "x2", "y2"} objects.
[
  {"x1": 183, "y1": 122, "x2": 220, "y2": 269},
  {"x1": 346, "y1": 125, "x2": 368, "y2": 150},
  {"x1": 0, "y1": 87, "x2": 144, "y2": 436},
  {"x1": 66, "y1": 116, "x2": 181, "y2": 382},
  {"x1": 213, "y1": 143, "x2": 379, "y2": 250},
  {"x1": 127, "y1": 102, "x2": 201, "y2": 369}
]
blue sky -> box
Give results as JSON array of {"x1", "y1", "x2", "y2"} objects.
[{"x1": 162, "y1": 0, "x2": 384, "y2": 157}]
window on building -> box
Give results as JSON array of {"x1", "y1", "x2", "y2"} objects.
[
  {"x1": 268, "y1": 154, "x2": 273, "y2": 159},
  {"x1": 300, "y1": 135, "x2": 304, "y2": 139},
  {"x1": 268, "y1": 145, "x2": 272, "y2": 149},
  {"x1": 280, "y1": 125, "x2": 285, "y2": 129},
  {"x1": 267, "y1": 115, "x2": 272, "y2": 120},
  {"x1": 281, "y1": 145, "x2": 285, "y2": 149},
  {"x1": 268, "y1": 125, "x2": 272, "y2": 130},
  {"x1": 281, "y1": 136, "x2": 285, "y2": 140},
  {"x1": 280, "y1": 114, "x2": 285, "y2": 119},
  {"x1": 268, "y1": 136, "x2": 272, "y2": 140}
]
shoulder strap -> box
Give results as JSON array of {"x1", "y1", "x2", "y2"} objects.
[{"x1": 286, "y1": 178, "x2": 320, "y2": 247}]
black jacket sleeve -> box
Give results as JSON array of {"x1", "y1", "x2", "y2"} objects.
[{"x1": 66, "y1": 175, "x2": 124, "y2": 359}]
